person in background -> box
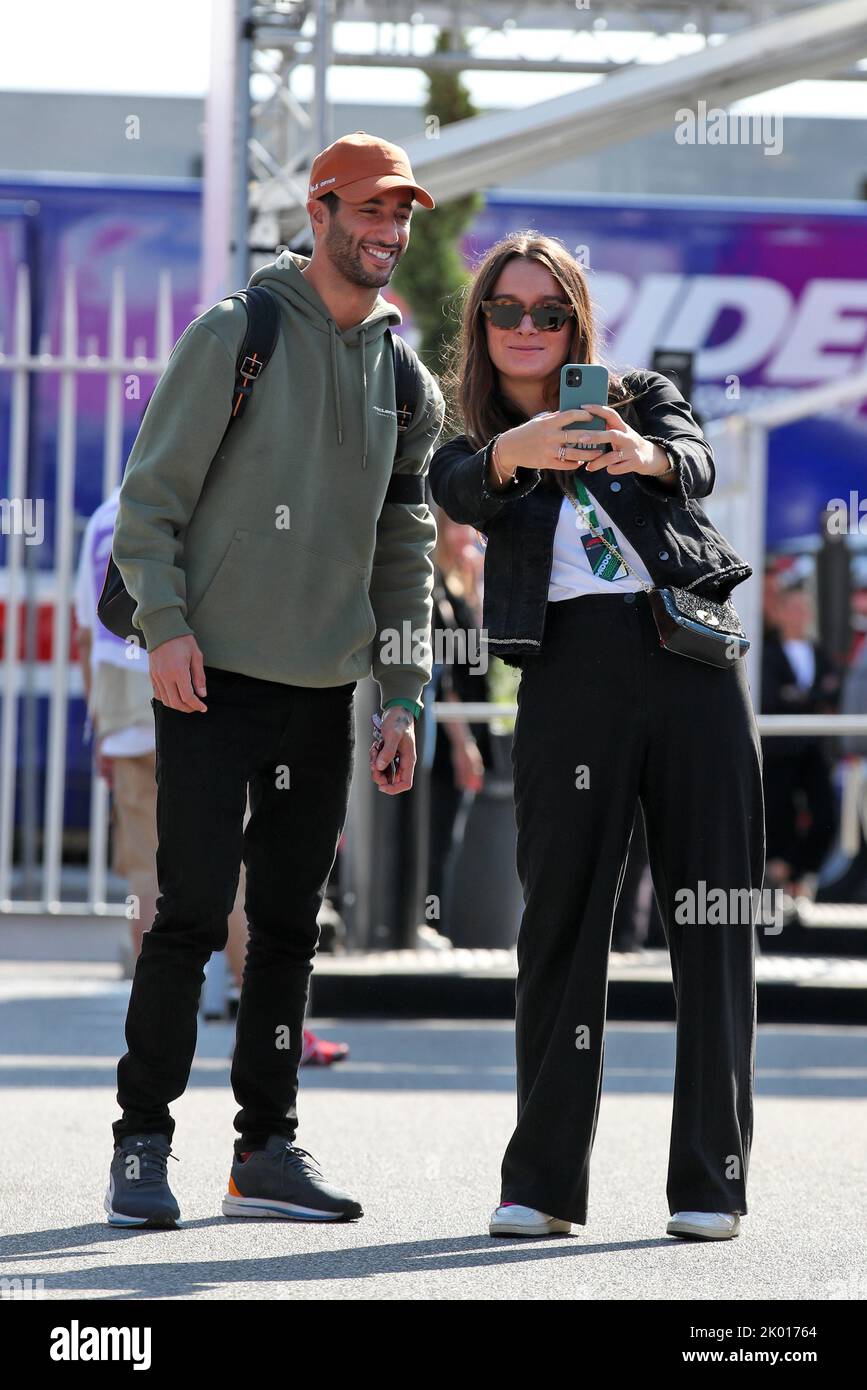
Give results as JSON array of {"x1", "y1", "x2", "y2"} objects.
[
  {"x1": 426, "y1": 511, "x2": 491, "y2": 939},
  {"x1": 845, "y1": 555, "x2": 867, "y2": 668},
  {"x1": 762, "y1": 559, "x2": 783, "y2": 645},
  {"x1": 75, "y1": 486, "x2": 157, "y2": 969},
  {"x1": 761, "y1": 564, "x2": 840, "y2": 900},
  {"x1": 831, "y1": 595, "x2": 867, "y2": 903}
]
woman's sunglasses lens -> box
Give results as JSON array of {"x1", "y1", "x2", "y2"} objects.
[
  {"x1": 485, "y1": 303, "x2": 523, "y2": 328},
  {"x1": 483, "y1": 302, "x2": 571, "y2": 331},
  {"x1": 534, "y1": 307, "x2": 570, "y2": 331}
]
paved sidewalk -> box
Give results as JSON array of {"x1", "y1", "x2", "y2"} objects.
[{"x1": 1, "y1": 958, "x2": 865, "y2": 1300}]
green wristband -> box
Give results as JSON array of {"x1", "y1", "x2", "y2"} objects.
[{"x1": 383, "y1": 697, "x2": 422, "y2": 721}]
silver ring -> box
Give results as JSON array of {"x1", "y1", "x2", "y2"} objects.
[{"x1": 557, "y1": 444, "x2": 566, "y2": 461}]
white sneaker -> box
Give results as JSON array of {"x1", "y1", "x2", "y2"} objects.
[
  {"x1": 489, "y1": 1203, "x2": 572, "y2": 1236},
  {"x1": 667, "y1": 1211, "x2": 740, "y2": 1240}
]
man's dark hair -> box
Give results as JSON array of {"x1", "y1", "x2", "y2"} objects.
[{"x1": 319, "y1": 191, "x2": 341, "y2": 215}]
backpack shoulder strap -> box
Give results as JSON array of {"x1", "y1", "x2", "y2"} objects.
[
  {"x1": 227, "y1": 285, "x2": 281, "y2": 424},
  {"x1": 390, "y1": 328, "x2": 420, "y2": 435},
  {"x1": 383, "y1": 328, "x2": 426, "y2": 505},
  {"x1": 97, "y1": 286, "x2": 280, "y2": 648}
]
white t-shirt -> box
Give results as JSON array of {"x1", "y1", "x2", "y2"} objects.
[
  {"x1": 75, "y1": 486, "x2": 152, "y2": 673},
  {"x1": 548, "y1": 486, "x2": 654, "y2": 601},
  {"x1": 96, "y1": 725, "x2": 156, "y2": 757},
  {"x1": 75, "y1": 487, "x2": 154, "y2": 756},
  {"x1": 782, "y1": 638, "x2": 815, "y2": 690}
]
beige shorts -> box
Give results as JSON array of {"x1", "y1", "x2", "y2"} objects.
[
  {"x1": 111, "y1": 752, "x2": 252, "y2": 890},
  {"x1": 111, "y1": 751, "x2": 158, "y2": 879}
]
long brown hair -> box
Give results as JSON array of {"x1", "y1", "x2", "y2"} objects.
[{"x1": 440, "y1": 230, "x2": 646, "y2": 494}]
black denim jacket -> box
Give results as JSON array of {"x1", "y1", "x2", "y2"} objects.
[{"x1": 428, "y1": 369, "x2": 752, "y2": 667}]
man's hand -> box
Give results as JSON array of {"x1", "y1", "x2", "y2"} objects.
[
  {"x1": 369, "y1": 706, "x2": 417, "y2": 795},
  {"x1": 149, "y1": 634, "x2": 208, "y2": 713}
]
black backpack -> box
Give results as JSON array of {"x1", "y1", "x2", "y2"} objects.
[{"x1": 96, "y1": 284, "x2": 424, "y2": 648}]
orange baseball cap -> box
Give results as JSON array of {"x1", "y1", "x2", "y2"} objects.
[{"x1": 308, "y1": 131, "x2": 435, "y2": 210}]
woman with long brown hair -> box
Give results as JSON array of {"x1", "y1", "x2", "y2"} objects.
[{"x1": 430, "y1": 232, "x2": 764, "y2": 1241}]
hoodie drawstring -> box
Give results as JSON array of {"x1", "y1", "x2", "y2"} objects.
[
  {"x1": 329, "y1": 320, "x2": 343, "y2": 447},
  {"x1": 329, "y1": 321, "x2": 368, "y2": 471},
  {"x1": 252, "y1": 256, "x2": 394, "y2": 475},
  {"x1": 360, "y1": 327, "x2": 368, "y2": 471}
]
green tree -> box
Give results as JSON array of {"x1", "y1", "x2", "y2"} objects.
[
  {"x1": 396, "y1": 32, "x2": 521, "y2": 728},
  {"x1": 392, "y1": 28, "x2": 483, "y2": 387}
]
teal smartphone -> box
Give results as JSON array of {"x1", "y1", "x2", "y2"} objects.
[{"x1": 559, "y1": 363, "x2": 611, "y2": 454}]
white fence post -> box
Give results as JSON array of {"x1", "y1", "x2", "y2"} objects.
[
  {"x1": 0, "y1": 262, "x2": 172, "y2": 915},
  {"x1": 0, "y1": 264, "x2": 31, "y2": 909}
]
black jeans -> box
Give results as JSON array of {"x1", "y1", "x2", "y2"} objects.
[
  {"x1": 113, "y1": 665, "x2": 356, "y2": 1153},
  {"x1": 502, "y1": 591, "x2": 764, "y2": 1225}
]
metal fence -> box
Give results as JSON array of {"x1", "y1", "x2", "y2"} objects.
[
  {"x1": 1, "y1": 263, "x2": 174, "y2": 914},
  {"x1": 3, "y1": 259, "x2": 867, "y2": 915},
  {"x1": 704, "y1": 367, "x2": 867, "y2": 706}
]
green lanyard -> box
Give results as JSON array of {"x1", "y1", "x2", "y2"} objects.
[
  {"x1": 565, "y1": 475, "x2": 653, "y2": 592},
  {"x1": 573, "y1": 478, "x2": 600, "y2": 530}
]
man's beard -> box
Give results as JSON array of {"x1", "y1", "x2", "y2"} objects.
[{"x1": 324, "y1": 215, "x2": 401, "y2": 288}]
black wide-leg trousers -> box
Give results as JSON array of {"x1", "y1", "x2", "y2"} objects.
[{"x1": 501, "y1": 590, "x2": 765, "y2": 1225}]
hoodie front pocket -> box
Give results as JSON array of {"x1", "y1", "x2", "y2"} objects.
[{"x1": 187, "y1": 527, "x2": 377, "y2": 679}]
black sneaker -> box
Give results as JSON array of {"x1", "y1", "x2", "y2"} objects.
[
  {"x1": 222, "y1": 1135, "x2": 363, "y2": 1222},
  {"x1": 104, "y1": 1134, "x2": 181, "y2": 1228}
]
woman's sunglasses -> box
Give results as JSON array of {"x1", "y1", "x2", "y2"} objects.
[{"x1": 481, "y1": 299, "x2": 575, "y2": 332}]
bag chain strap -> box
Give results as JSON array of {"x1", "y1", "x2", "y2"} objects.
[{"x1": 563, "y1": 481, "x2": 656, "y2": 595}]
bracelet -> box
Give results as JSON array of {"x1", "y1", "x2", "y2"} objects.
[
  {"x1": 491, "y1": 435, "x2": 519, "y2": 487},
  {"x1": 382, "y1": 696, "x2": 421, "y2": 720}
]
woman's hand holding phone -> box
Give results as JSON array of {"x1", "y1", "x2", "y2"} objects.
[
  {"x1": 498, "y1": 407, "x2": 672, "y2": 480},
  {"x1": 564, "y1": 403, "x2": 671, "y2": 477},
  {"x1": 494, "y1": 409, "x2": 604, "y2": 480}
]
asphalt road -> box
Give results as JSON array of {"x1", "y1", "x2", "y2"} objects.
[{"x1": 1, "y1": 958, "x2": 866, "y2": 1302}]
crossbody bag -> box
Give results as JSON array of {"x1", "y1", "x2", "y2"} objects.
[{"x1": 564, "y1": 477, "x2": 750, "y2": 669}]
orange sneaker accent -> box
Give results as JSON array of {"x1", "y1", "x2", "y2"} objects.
[{"x1": 228, "y1": 1175, "x2": 242, "y2": 1197}]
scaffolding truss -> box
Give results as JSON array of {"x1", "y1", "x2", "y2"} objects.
[{"x1": 201, "y1": 0, "x2": 867, "y2": 298}]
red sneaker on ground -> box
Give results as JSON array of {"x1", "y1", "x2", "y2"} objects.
[{"x1": 300, "y1": 1030, "x2": 350, "y2": 1067}]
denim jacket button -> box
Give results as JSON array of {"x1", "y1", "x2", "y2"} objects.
[
  {"x1": 634, "y1": 515, "x2": 646, "y2": 527},
  {"x1": 609, "y1": 481, "x2": 622, "y2": 493},
  {"x1": 658, "y1": 549, "x2": 670, "y2": 561}
]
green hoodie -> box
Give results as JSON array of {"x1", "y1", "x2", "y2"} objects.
[{"x1": 112, "y1": 251, "x2": 444, "y2": 709}]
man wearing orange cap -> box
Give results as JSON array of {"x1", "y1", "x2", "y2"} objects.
[{"x1": 107, "y1": 133, "x2": 444, "y2": 1228}]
